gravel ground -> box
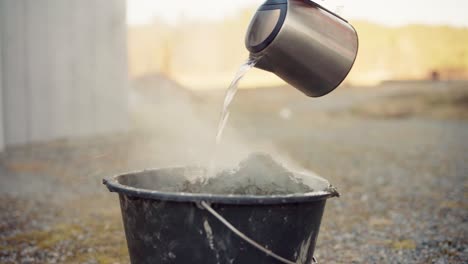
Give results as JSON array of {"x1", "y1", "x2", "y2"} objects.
[
  {"x1": 0, "y1": 81, "x2": 467, "y2": 263},
  {"x1": 262, "y1": 118, "x2": 468, "y2": 263}
]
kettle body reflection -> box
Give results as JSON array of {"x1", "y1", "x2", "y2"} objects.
[{"x1": 245, "y1": 0, "x2": 359, "y2": 97}]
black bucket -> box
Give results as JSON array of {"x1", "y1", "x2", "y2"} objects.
[{"x1": 103, "y1": 167, "x2": 338, "y2": 264}]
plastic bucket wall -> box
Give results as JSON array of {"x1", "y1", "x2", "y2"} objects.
[{"x1": 104, "y1": 168, "x2": 336, "y2": 264}]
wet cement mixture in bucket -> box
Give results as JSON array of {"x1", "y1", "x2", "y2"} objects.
[
  {"x1": 105, "y1": 153, "x2": 338, "y2": 264},
  {"x1": 176, "y1": 153, "x2": 333, "y2": 196}
]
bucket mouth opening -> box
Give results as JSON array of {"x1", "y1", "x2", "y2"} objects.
[{"x1": 103, "y1": 167, "x2": 338, "y2": 205}]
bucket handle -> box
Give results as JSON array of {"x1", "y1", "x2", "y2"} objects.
[{"x1": 199, "y1": 201, "x2": 318, "y2": 264}]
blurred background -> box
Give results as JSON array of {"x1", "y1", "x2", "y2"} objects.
[
  {"x1": 127, "y1": 0, "x2": 468, "y2": 89},
  {"x1": 0, "y1": 0, "x2": 467, "y2": 263}
]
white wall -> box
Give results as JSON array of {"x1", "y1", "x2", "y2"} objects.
[
  {"x1": 0, "y1": 4, "x2": 3, "y2": 151},
  {"x1": 0, "y1": 0, "x2": 128, "y2": 147},
  {"x1": 0, "y1": 0, "x2": 29, "y2": 146}
]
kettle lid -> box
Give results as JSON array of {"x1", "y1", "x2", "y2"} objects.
[
  {"x1": 245, "y1": 0, "x2": 288, "y2": 53},
  {"x1": 262, "y1": 0, "x2": 287, "y2": 4}
]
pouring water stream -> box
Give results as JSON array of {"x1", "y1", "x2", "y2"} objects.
[{"x1": 206, "y1": 57, "x2": 260, "y2": 179}]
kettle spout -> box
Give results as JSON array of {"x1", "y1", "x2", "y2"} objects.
[{"x1": 249, "y1": 53, "x2": 274, "y2": 73}]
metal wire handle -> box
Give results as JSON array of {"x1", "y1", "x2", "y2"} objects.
[{"x1": 200, "y1": 201, "x2": 318, "y2": 264}]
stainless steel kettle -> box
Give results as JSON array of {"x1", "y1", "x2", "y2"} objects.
[{"x1": 246, "y1": 0, "x2": 359, "y2": 97}]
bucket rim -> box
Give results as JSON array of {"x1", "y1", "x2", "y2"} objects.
[{"x1": 103, "y1": 168, "x2": 338, "y2": 205}]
